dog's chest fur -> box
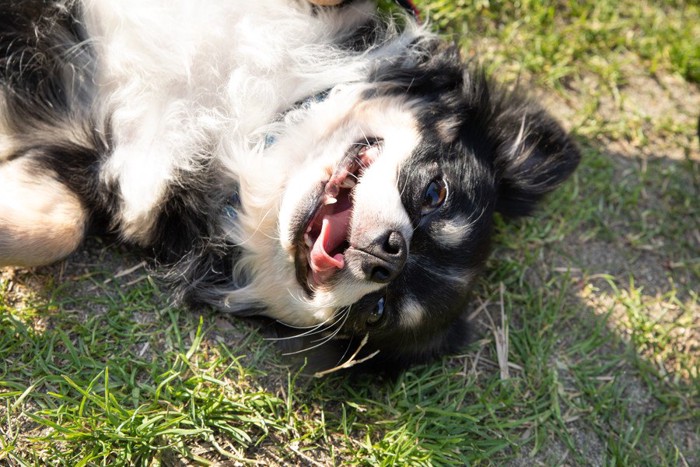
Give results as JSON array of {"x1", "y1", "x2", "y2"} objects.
[{"x1": 86, "y1": 1, "x2": 379, "y2": 241}]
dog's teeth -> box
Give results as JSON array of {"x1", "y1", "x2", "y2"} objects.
[
  {"x1": 325, "y1": 183, "x2": 339, "y2": 198},
  {"x1": 304, "y1": 234, "x2": 314, "y2": 247},
  {"x1": 323, "y1": 196, "x2": 337, "y2": 205},
  {"x1": 340, "y1": 178, "x2": 356, "y2": 189}
]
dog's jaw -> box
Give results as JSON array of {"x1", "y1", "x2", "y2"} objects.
[{"x1": 291, "y1": 139, "x2": 383, "y2": 291}]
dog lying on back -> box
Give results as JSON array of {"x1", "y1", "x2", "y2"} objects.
[{"x1": 0, "y1": 0, "x2": 580, "y2": 372}]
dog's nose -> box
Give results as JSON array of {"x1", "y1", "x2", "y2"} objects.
[{"x1": 361, "y1": 230, "x2": 407, "y2": 283}]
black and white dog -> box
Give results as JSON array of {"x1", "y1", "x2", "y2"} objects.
[{"x1": 0, "y1": 0, "x2": 580, "y2": 371}]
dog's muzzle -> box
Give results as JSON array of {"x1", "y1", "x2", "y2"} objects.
[{"x1": 292, "y1": 139, "x2": 385, "y2": 294}]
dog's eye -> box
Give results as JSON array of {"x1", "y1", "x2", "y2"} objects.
[
  {"x1": 421, "y1": 178, "x2": 448, "y2": 215},
  {"x1": 366, "y1": 297, "x2": 385, "y2": 325}
]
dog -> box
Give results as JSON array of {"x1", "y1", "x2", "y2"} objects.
[{"x1": 0, "y1": 0, "x2": 580, "y2": 373}]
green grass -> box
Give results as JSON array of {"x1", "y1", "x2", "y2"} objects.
[{"x1": 2, "y1": 0, "x2": 699, "y2": 465}]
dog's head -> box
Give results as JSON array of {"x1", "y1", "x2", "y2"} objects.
[{"x1": 229, "y1": 38, "x2": 580, "y2": 371}]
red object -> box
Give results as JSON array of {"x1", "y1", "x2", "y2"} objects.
[{"x1": 395, "y1": 0, "x2": 420, "y2": 20}]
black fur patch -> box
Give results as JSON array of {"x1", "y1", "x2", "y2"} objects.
[
  {"x1": 0, "y1": 1, "x2": 94, "y2": 125},
  {"x1": 286, "y1": 38, "x2": 581, "y2": 370}
]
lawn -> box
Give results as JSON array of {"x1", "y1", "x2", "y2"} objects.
[{"x1": 1, "y1": 0, "x2": 698, "y2": 465}]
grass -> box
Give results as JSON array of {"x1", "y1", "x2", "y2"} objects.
[{"x1": 1, "y1": 0, "x2": 699, "y2": 465}]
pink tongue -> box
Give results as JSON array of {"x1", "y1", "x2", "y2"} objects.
[{"x1": 310, "y1": 209, "x2": 351, "y2": 283}]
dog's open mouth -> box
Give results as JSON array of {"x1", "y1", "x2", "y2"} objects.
[{"x1": 294, "y1": 139, "x2": 382, "y2": 294}]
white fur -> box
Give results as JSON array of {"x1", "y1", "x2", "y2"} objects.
[
  {"x1": 400, "y1": 296, "x2": 425, "y2": 328},
  {"x1": 432, "y1": 215, "x2": 473, "y2": 248},
  {"x1": 84, "y1": 0, "x2": 386, "y2": 243}
]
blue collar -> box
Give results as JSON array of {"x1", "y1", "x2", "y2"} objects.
[
  {"x1": 228, "y1": 88, "x2": 332, "y2": 219},
  {"x1": 264, "y1": 88, "x2": 331, "y2": 148},
  {"x1": 224, "y1": 186, "x2": 241, "y2": 220}
]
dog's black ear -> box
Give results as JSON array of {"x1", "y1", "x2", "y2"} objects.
[{"x1": 488, "y1": 91, "x2": 581, "y2": 217}]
